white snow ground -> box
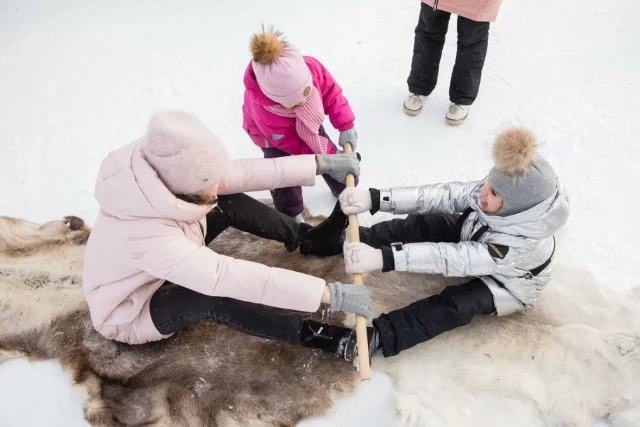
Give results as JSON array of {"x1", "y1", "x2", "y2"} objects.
[{"x1": 1, "y1": 0, "x2": 639, "y2": 425}]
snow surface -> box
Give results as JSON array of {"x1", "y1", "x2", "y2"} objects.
[{"x1": 1, "y1": 0, "x2": 639, "y2": 425}]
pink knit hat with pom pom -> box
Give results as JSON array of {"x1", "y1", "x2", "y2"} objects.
[
  {"x1": 141, "y1": 110, "x2": 229, "y2": 195},
  {"x1": 250, "y1": 28, "x2": 312, "y2": 106}
]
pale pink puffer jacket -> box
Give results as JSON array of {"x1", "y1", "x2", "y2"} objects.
[
  {"x1": 83, "y1": 141, "x2": 325, "y2": 345},
  {"x1": 422, "y1": 0, "x2": 503, "y2": 22}
]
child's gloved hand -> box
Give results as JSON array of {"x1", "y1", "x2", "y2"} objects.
[
  {"x1": 316, "y1": 152, "x2": 360, "y2": 182},
  {"x1": 338, "y1": 128, "x2": 358, "y2": 150},
  {"x1": 339, "y1": 188, "x2": 372, "y2": 214},
  {"x1": 343, "y1": 242, "x2": 383, "y2": 274},
  {"x1": 328, "y1": 281, "x2": 372, "y2": 318}
]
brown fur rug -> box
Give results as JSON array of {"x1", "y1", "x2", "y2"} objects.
[{"x1": 1, "y1": 209, "x2": 640, "y2": 427}]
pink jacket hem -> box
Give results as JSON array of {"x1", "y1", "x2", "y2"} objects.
[{"x1": 421, "y1": 0, "x2": 502, "y2": 22}]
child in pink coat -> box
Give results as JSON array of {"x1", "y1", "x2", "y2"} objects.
[
  {"x1": 83, "y1": 110, "x2": 372, "y2": 360},
  {"x1": 243, "y1": 27, "x2": 359, "y2": 219}
]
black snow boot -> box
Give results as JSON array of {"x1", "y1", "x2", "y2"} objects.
[
  {"x1": 341, "y1": 326, "x2": 381, "y2": 365},
  {"x1": 300, "y1": 320, "x2": 354, "y2": 359},
  {"x1": 299, "y1": 202, "x2": 349, "y2": 256},
  {"x1": 300, "y1": 320, "x2": 380, "y2": 364}
]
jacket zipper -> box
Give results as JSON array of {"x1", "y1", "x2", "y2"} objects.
[{"x1": 197, "y1": 205, "x2": 222, "y2": 245}]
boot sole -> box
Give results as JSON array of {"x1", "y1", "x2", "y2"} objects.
[
  {"x1": 446, "y1": 115, "x2": 468, "y2": 126},
  {"x1": 403, "y1": 105, "x2": 423, "y2": 116}
]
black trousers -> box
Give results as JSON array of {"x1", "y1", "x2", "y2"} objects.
[
  {"x1": 361, "y1": 213, "x2": 496, "y2": 357},
  {"x1": 150, "y1": 284, "x2": 305, "y2": 342},
  {"x1": 407, "y1": 3, "x2": 490, "y2": 105},
  {"x1": 203, "y1": 192, "x2": 307, "y2": 250},
  {"x1": 150, "y1": 193, "x2": 322, "y2": 343}
]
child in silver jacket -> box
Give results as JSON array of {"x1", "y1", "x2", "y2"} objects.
[{"x1": 338, "y1": 128, "x2": 570, "y2": 357}]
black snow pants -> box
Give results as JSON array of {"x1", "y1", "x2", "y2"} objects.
[
  {"x1": 359, "y1": 213, "x2": 496, "y2": 357},
  {"x1": 149, "y1": 193, "x2": 354, "y2": 356},
  {"x1": 407, "y1": 2, "x2": 490, "y2": 105}
]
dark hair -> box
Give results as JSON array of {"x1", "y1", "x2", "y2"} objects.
[{"x1": 174, "y1": 193, "x2": 217, "y2": 206}]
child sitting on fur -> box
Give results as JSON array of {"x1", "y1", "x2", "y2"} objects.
[
  {"x1": 335, "y1": 128, "x2": 570, "y2": 357},
  {"x1": 243, "y1": 27, "x2": 359, "y2": 221},
  {"x1": 83, "y1": 110, "x2": 371, "y2": 355}
]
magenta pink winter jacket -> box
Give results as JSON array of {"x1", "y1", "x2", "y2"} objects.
[
  {"x1": 83, "y1": 141, "x2": 325, "y2": 345},
  {"x1": 242, "y1": 56, "x2": 355, "y2": 155}
]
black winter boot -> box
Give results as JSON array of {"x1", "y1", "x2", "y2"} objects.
[
  {"x1": 300, "y1": 320, "x2": 354, "y2": 359},
  {"x1": 342, "y1": 326, "x2": 381, "y2": 365},
  {"x1": 299, "y1": 202, "x2": 349, "y2": 256},
  {"x1": 300, "y1": 320, "x2": 380, "y2": 363}
]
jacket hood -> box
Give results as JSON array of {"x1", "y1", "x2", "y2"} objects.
[
  {"x1": 94, "y1": 141, "x2": 213, "y2": 222},
  {"x1": 472, "y1": 178, "x2": 570, "y2": 239}
]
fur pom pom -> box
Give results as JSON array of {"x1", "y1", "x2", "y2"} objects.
[
  {"x1": 250, "y1": 26, "x2": 285, "y2": 65},
  {"x1": 493, "y1": 128, "x2": 537, "y2": 174}
]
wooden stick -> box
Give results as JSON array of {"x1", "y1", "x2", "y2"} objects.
[{"x1": 342, "y1": 142, "x2": 371, "y2": 381}]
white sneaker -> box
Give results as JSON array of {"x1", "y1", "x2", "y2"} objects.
[
  {"x1": 445, "y1": 103, "x2": 469, "y2": 125},
  {"x1": 403, "y1": 93, "x2": 428, "y2": 116}
]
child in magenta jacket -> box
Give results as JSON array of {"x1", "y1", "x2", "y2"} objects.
[{"x1": 242, "y1": 28, "x2": 359, "y2": 219}]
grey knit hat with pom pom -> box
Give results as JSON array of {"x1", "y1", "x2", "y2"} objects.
[{"x1": 488, "y1": 128, "x2": 557, "y2": 216}]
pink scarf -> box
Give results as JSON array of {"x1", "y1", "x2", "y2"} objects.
[{"x1": 266, "y1": 86, "x2": 329, "y2": 154}]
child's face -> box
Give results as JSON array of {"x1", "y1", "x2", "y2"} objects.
[
  {"x1": 199, "y1": 178, "x2": 227, "y2": 205},
  {"x1": 479, "y1": 182, "x2": 504, "y2": 214},
  {"x1": 280, "y1": 99, "x2": 305, "y2": 109},
  {"x1": 279, "y1": 86, "x2": 312, "y2": 108}
]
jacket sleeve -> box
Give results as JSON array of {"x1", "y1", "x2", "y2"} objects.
[
  {"x1": 379, "y1": 181, "x2": 480, "y2": 215},
  {"x1": 126, "y1": 219, "x2": 325, "y2": 312},
  {"x1": 242, "y1": 91, "x2": 267, "y2": 146},
  {"x1": 314, "y1": 58, "x2": 355, "y2": 132},
  {"x1": 392, "y1": 241, "x2": 498, "y2": 277},
  {"x1": 220, "y1": 155, "x2": 317, "y2": 195}
]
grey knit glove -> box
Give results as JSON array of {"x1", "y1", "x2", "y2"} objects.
[
  {"x1": 338, "y1": 128, "x2": 358, "y2": 150},
  {"x1": 328, "y1": 282, "x2": 372, "y2": 318},
  {"x1": 316, "y1": 152, "x2": 360, "y2": 183}
]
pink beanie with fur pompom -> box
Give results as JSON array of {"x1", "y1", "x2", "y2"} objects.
[{"x1": 250, "y1": 28, "x2": 312, "y2": 106}]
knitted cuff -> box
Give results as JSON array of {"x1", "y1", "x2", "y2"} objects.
[{"x1": 328, "y1": 282, "x2": 343, "y2": 312}]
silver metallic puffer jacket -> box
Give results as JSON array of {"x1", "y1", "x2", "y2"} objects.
[{"x1": 379, "y1": 179, "x2": 570, "y2": 316}]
